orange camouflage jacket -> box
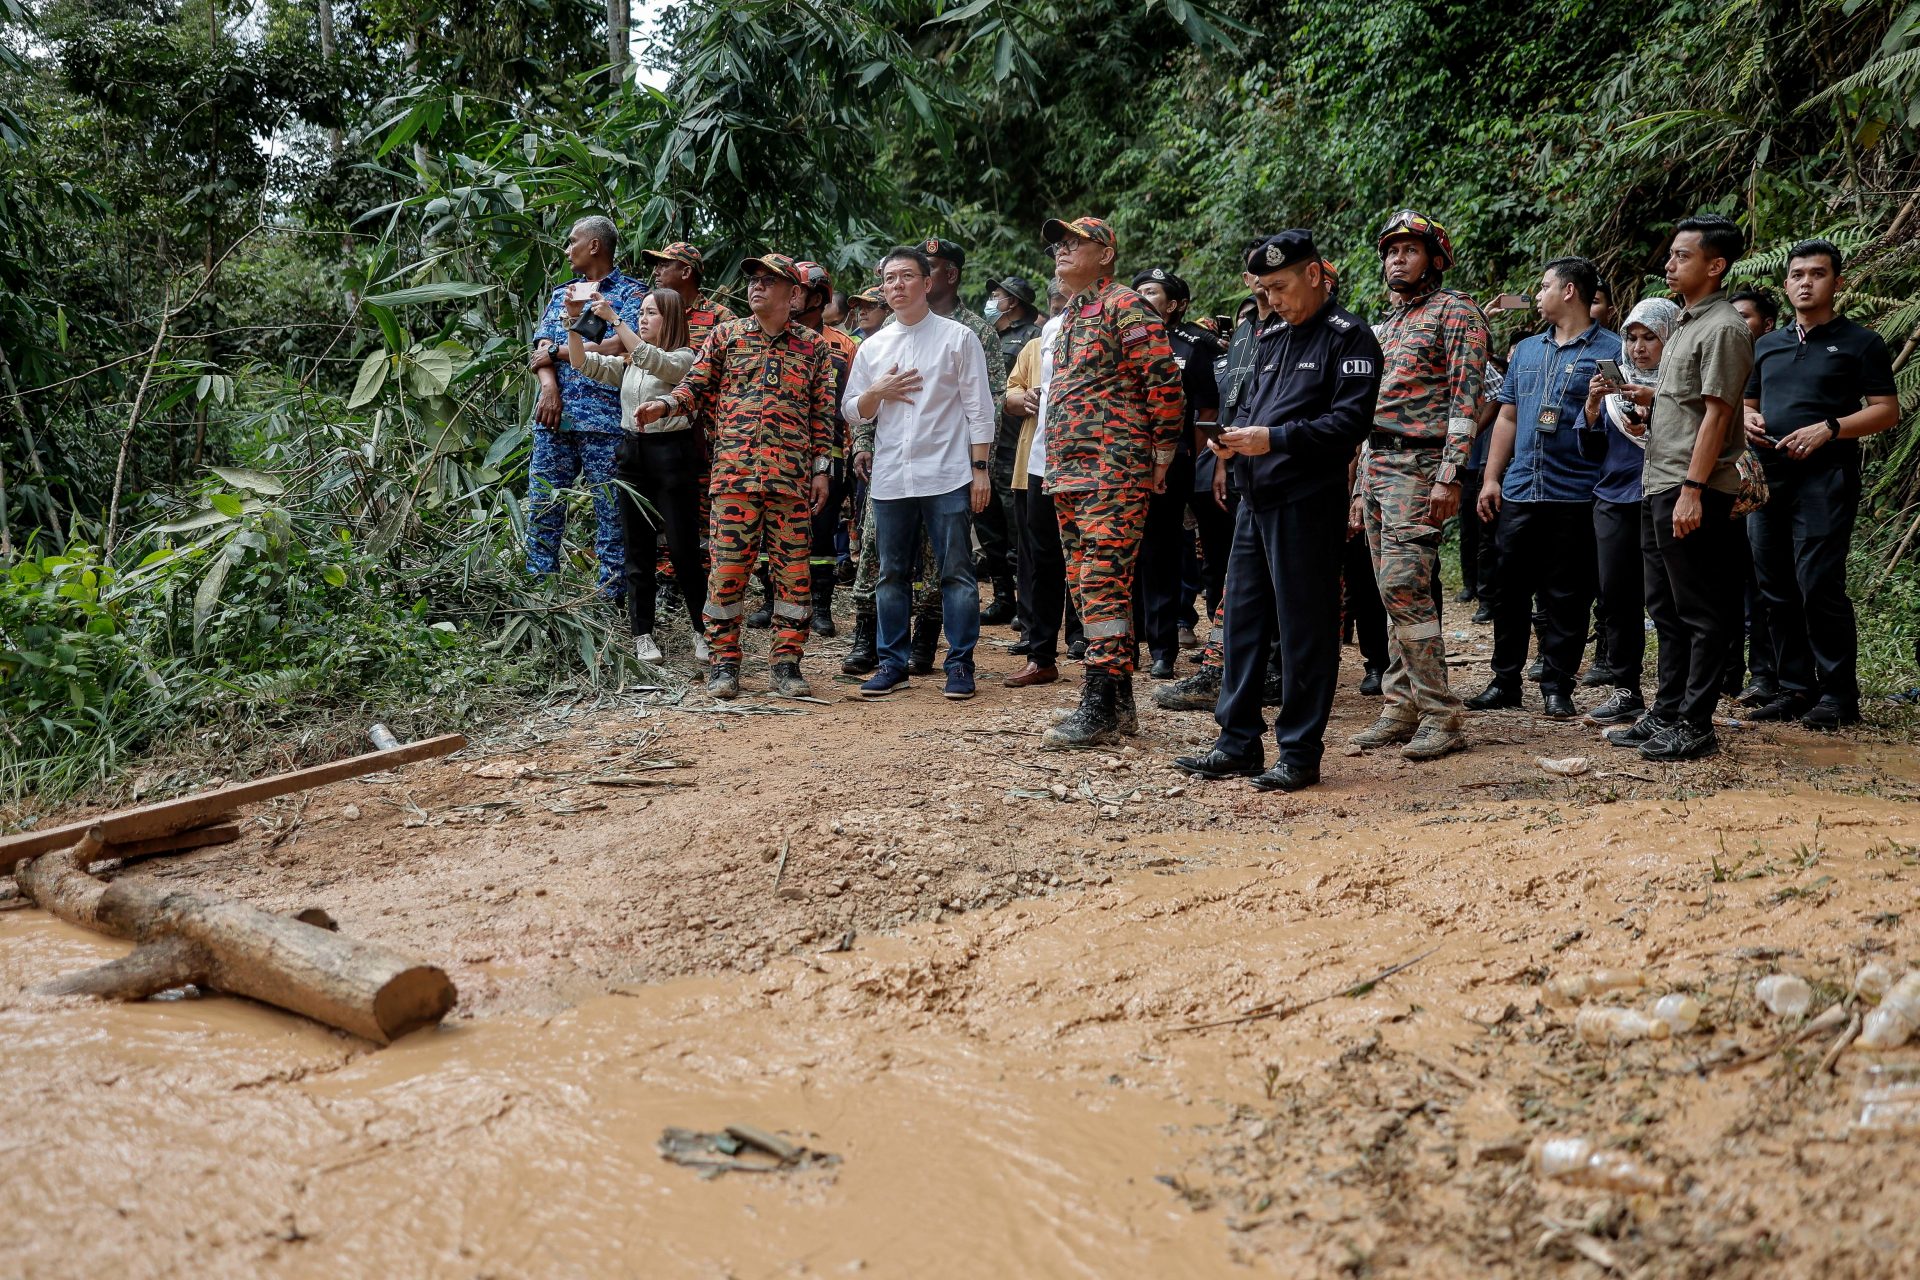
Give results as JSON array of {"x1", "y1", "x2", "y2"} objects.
[
  {"x1": 1372, "y1": 285, "x2": 1489, "y2": 475},
  {"x1": 667, "y1": 318, "x2": 834, "y2": 496},
  {"x1": 687, "y1": 295, "x2": 737, "y2": 354},
  {"x1": 1044, "y1": 277, "x2": 1185, "y2": 494}
]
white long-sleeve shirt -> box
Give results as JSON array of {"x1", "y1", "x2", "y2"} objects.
[
  {"x1": 843, "y1": 310, "x2": 994, "y2": 501},
  {"x1": 1025, "y1": 311, "x2": 1066, "y2": 479}
]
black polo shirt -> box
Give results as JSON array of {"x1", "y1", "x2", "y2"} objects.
[{"x1": 1746, "y1": 314, "x2": 1896, "y2": 478}]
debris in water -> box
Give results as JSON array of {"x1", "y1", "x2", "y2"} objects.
[
  {"x1": 1755, "y1": 973, "x2": 1813, "y2": 1018},
  {"x1": 1536, "y1": 756, "x2": 1590, "y2": 777},
  {"x1": 1528, "y1": 1135, "x2": 1673, "y2": 1195},
  {"x1": 657, "y1": 1124, "x2": 840, "y2": 1179},
  {"x1": 1543, "y1": 969, "x2": 1645, "y2": 1007}
]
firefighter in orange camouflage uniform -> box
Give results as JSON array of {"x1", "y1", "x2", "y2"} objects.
[
  {"x1": 1039, "y1": 216, "x2": 1185, "y2": 749},
  {"x1": 638, "y1": 253, "x2": 835, "y2": 701}
]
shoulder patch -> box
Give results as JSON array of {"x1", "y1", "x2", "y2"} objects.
[
  {"x1": 1339, "y1": 357, "x2": 1376, "y2": 377},
  {"x1": 1120, "y1": 324, "x2": 1153, "y2": 349},
  {"x1": 1078, "y1": 302, "x2": 1103, "y2": 318}
]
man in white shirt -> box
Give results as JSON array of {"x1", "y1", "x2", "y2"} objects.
[{"x1": 846, "y1": 245, "x2": 996, "y2": 699}]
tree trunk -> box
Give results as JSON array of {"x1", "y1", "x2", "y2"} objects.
[
  {"x1": 315, "y1": 0, "x2": 342, "y2": 155},
  {"x1": 607, "y1": 0, "x2": 630, "y2": 86},
  {"x1": 18, "y1": 830, "x2": 457, "y2": 1044}
]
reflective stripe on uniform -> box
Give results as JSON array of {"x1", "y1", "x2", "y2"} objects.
[
  {"x1": 1446, "y1": 415, "x2": 1474, "y2": 437},
  {"x1": 705, "y1": 600, "x2": 744, "y2": 620},
  {"x1": 1083, "y1": 618, "x2": 1132, "y2": 639},
  {"x1": 771, "y1": 600, "x2": 811, "y2": 621},
  {"x1": 1395, "y1": 620, "x2": 1442, "y2": 641}
]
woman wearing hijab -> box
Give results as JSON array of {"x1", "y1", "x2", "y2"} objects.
[{"x1": 1578, "y1": 296, "x2": 1679, "y2": 727}]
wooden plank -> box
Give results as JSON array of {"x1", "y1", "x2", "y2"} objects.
[
  {"x1": 101, "y1": 820, "x2": 242, "y2": 864},
  {"x1": 0, "y1": 734, "x2": 467, "y2": 871}
]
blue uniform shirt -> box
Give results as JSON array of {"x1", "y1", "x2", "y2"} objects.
[
  {"x1": 1494, "y1": 322, "x2": 1619, "y2": 502},
  {"x1": 532, "y1": 268, "x2": 649, "y2": 435}
]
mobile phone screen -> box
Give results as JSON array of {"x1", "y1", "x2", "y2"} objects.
[{"x1": 1597, "y1": 359, "x2": 1626, "y2": 386}]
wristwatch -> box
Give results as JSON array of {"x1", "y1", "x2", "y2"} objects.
[
  {"x1": 1825, "y1": 416, "x2": 1843, "y2": 441},
  {"x1": 813, "y1": 457, "x2": 833, "y2": 475},
  {"x1": 1681, "y1": 478, "x2": 1705, "y2": 491},
  {"x1": 971, "y1": 459, "x2": 988, "y2": 471}
]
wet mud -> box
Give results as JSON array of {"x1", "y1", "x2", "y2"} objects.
[{"x1": 5, "y1": 624, "x2": 1920, "y2": 1277}]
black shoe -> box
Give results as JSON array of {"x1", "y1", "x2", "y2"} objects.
[
  {"x1": 834, "y1": 556, "x2": 856, "y2": 586},
  {"x1": 1541, "y1": 690, "x2": 1577, "y2": 719},
  {"x1": 1250, "y1": 762, "x2": 1320, "y2": 793},
  {"x1": 1579, "y1": 665, "x2": 1618, "y2": 688},
  {"x1": 1454, "y1": 587, "x2": 1477, "y2": 603},
  {"x1": 1044, "y1": 670, "x2": 1121, "y2": 749},
  {"x1": 1173, "y1": 747, "x2": 1264, "y2": 779},
  {"x1": 1734, "y1": 680, "x2": 1778, "y2": 707},
  {"x1": 909, "y1": 614, "x2": 939, "y2": 675},
  {"x1": 1466, "y1": 681, "x2": 1523, "y2": 711},
  {"x1": 1604, "y1": 714, "x2": 1669, "y2": 748},
  {"x1": 1800, "y1": 696, "x2": 1861, "y2": 730},
  {"x1": 1067, "y1": 638, "x2": 1088, "y2": 661},
  {"x1": 1149, "y1": 655, "x2": 1176, "y2": 680},
  {"x1": 1358, "y1": 665, "x2": 1384, "y2": 696},
  {"x1": 1261, "y1": 667, "x2": 1285, "y2": 707},
  {"x1": 1745, "y1": 691, "x2": 1812, "y2": 723},
  {"x1": 810, "y1": 606, "x2": 837, "y2": 638},
  {"x1": 841, "y1": 613, "x2": 878, "y2": 675},
  {"x1": 706, "y1": 661, "x2": 741, "y2": 700},
  {"x1": 980, "y1": 577, "x2": 1017, "y2": 626},
  {"x1": 1470, "y1": 603, "x2": 1494, "y2": 624},
  {"x1": 1585, "y1": 688, "x2": 1645, "y2": 726},
  {"x1": 1008, "y1": 638, "x2": 1032, "y2": 656},
  {"x1": 1155, "y1": 665, "x2": 1221, "y2": 711},
  {"x1": 1526, "y1": 657, "x2": 1545, "y2": 683},
  {"x1": 1639, "y1": 720, "x2": 1718, "y2": 761}
]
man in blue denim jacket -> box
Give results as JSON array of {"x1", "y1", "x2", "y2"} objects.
[
  {"x1": 525, "y1": 215, "x2": 649, "y2": 596},
  {"x1": 1470, "y1": 256, "x2": 1621, "y2": 717}
]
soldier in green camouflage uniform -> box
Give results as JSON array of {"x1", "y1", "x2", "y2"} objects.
[
  {"x1": 843, "y1": 236, "x2": 1008, "y2": 676},
  {"x1": 1350, "y1": 210, "x2": 1490, "y2": 761}
]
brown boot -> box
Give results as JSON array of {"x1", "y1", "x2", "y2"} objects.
[{"x1": 1003, "y1": 661, "x2": 1059, "y2": 688}]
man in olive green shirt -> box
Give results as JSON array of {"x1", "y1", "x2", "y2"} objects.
[{"x1": 1602, "y1": 213, "x2": 1754, "y2": 762}]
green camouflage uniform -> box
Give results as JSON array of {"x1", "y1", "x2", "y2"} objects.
[{"x1": 1360, "y1": 284, "x2": 1489, "y2": 731}]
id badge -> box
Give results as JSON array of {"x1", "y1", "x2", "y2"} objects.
[{"x1": 1536, "y1": 406, "x2": 1559, "y2": 433}]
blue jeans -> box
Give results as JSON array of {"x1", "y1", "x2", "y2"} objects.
[{"x1": 875, "y1": 483, "x2": 978, "y2": 670}]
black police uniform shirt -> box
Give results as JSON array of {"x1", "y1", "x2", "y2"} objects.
[
  {"x1": 997, "y1": 316, "x2": 1045, "y2": 445},
  {"x1": 1746, "y1": 315, "x2": 1896, "y2": 479},
  {"x1": 1227, "y1": 300, "x2": 1385, "y2": 506},
  {"x1": 1168, "y1": 319, "x2": 1222, "y2": 459}
]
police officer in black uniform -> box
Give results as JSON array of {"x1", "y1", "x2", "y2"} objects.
[
  {"x1": 1130, "y1": 266, "x2": 1222, "y2": 679},
  {"x1": 1174, "y1": 230, "x2": 1385, "y2": 792}
]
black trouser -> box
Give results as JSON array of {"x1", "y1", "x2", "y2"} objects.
[
  {"x1": 1458, "y1": 467, "x2": 1498, "y2": 599},
  {"x1": 974, "y1": 434, "x2": 1018, "y2": 580},
  {"x1": 1749, "y1": 464, "x2": 1862, "y2": 706},
  {"x1": 809, "y1": 467, "x2": 849, "y2": 601},
  {"x1": 616, "y1": 430, "x2": 707, "y2": 635},
  {"x1": 1489, "y1": 499, "x2": 1596, "y2": 697},
  {"x1": 1135, "y1": 453, "x2": 1197, "y2": 665},
  {"x1": 1213, "y1": 486, "x2": 1347, "y2": 769},
  {"x1": 1592, "y1": 498, "x2": 1644, "y2": 690},
  {"x1": 1189, "y1": 484, "x2": 1234, "y2": 621},
  {"x1": 1642, "y1": 486, "x2": 1740, "y2": 728},
  {"x1": 1342, "y1": 529, "x2": 1389, "y2": 671},
  {"x1": 1721, "y1": 518, "x2": 1774, "y2": 690},
  {"x1": 1017, "y1": 477, "x2": 1080, "y2": 666}
]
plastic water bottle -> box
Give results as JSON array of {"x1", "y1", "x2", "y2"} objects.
[
  {"x1": 1651, "y1": 993, "x2": 1701, "y2": 1034},
  {"x1": 1860, "y1": 972, "x2": 1920, "y2": 1051},
  {"x1": 1545, "y1": 969, "x2": 1647, "y2": 1007},
  {"x1": 1755, "y1": 974, "x2": 1812, "y2": 1018},
  {"x1": 1528, "y1": 1136, "x2": 1672, "y2": 1194},
  {"x1": 1854, "y1": 963, "x2": 1894, "y2": 1005},
  {"x1": 1576, "y1": 1007, "x2": 1671, "y2": 1045}
]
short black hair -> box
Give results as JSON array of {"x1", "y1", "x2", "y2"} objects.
[
  {"x1": 1787, "y1": 238, "x2": 1844, "y2": 275},
  {"x1": 1674, "y1": 213, "x2": 1745, "y2": 274},
  {"x1": 1729, "y1": 287, "x2": 1779, "y2": 322},
  {"x1": 878, "y1": 246, "x2": 931, "y2": 277},
  {"x1": 1593, "y1": 278, "x2": 1613, "y2": 302},
  {"x1": 1543, "y1": 256, "x2": 1599, "y2": 307}
]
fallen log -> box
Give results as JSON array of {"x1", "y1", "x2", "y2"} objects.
[
  {"x1": 17, "y1": 826, "x2": 456, "y2": 1044},
  {"x1": 98, "y1": 819, "x2": 241, "y2": 864},
  {"x1": 0, "y1": 733, "x2": 466, "y2": 871}
]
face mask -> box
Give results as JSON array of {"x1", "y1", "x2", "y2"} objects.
[{"x1": 982, "y1": 299, "x2": 1002, "y2": 322}]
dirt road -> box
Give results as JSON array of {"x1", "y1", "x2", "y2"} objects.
[{"x1": 4, "y1": 619, "x2": 1920, "y2": 1277}]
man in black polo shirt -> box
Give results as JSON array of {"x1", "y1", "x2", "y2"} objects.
[
  {"x1": 1132, "y1": 266, "x2": 1222, "y2": 679},
  {"x1": 1744, "y1": 238, "x2": 1899, "y2": 728},
  {"x1": 1173, "y1": 230, "x2": 1384, "y2": 793}
]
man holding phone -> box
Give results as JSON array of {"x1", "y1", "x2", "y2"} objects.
[
  {"x1": 1174, "y1": 230, "x2": 1383, "y2": 792},
  {"x1": 1471, "y1": 256, "x2": 1619, "y2": 719}
]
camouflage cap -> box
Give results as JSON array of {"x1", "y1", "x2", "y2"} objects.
[
  {"x1": 640, "y1": 241, "x2": 703, "y2": 267},
  {"x1": 741, "y1": 252, "x2": 806, "y2": 285},
  {"x1": 1042, "y1": 216, "x2": 1116, "y2": 249},
  {"x1": 921, "y1": 237, "x2": 967, "y2": 269},
  {"x1": 850, "y1": 286, "x2": 888, "y2": 307}
]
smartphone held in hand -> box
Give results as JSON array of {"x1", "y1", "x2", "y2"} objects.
[{"x1": 1597, "y1": 358, "x2": 1627, "y2": 386}]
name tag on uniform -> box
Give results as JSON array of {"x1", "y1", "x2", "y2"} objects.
[{"x1": 1297, "y1": 361, "x2": 1318, "y2": 370}]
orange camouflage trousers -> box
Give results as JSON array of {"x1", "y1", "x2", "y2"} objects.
[
  {"x1": 705, "y1": 488, "x2": 810, "y2": 664},
  {"x1": 1054, "y1": 486, "x2": 1149, "y2": 677}
]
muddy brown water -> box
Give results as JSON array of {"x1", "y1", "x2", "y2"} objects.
[{"x1": 7, "y1": 633, "x2": 1920, "y2": 1277}]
